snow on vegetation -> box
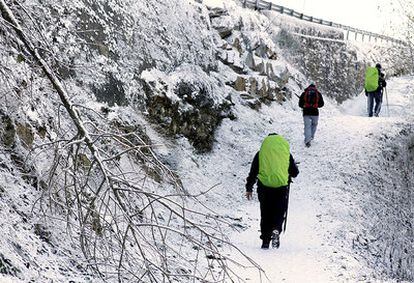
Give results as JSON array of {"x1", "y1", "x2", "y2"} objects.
[{"x1": 0, "y1": 0, "x2": 413, "y2": 282}]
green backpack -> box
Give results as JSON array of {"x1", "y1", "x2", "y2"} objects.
[
  {"x1": 364, "y1": 67, "x2": 379, "y2": 92},
  {"x1": 258, "y1": 135, "x2": 290, "y2": 188}
]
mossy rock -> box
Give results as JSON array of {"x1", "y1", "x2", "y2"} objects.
[
  {"x1": 97, "y1": 43, "x2": 110, "y2": 57},
  {"x1": 2, "y1": 116, "x2": 15, "y2": 147},
  {"x1": 77, "y1": 153, "x2": 92, "y2": 171},
  {"x1": 16, "y1": 123, "x2": 34, "y2": 148},
  {"x1": 248, "y1": 77, "x2": 258, "y2": 95},
  {"x1": 142, "y1": 72, "x2": 233, "y2": 152},
  {"x1": 233, "y1": 37, "x2": 243, "y2": 54},
  {"x1": 91, "y1": 210, "x2": 103, "y2": 236},
  {"x1": 16, "y1": 54, "x2": 25, "y2": 63},
  {"x1": 233, "y1": 76, "x2": 246, "y2": 91}
]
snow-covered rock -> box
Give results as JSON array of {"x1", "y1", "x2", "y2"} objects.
[{"x1": 0, "y1": 0, "x2": 413, "y2": 282}]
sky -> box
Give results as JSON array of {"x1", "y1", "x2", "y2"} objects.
[{"x1": 270, "y1": 0, "x2": 405, "y2": 37}]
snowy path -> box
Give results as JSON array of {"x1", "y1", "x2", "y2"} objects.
[{"x1": 226, "y1": 76, "x2": 414, "y2": 282}]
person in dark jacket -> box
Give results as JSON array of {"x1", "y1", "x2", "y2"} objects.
[
  {"x1": 245, "y1": 133, "x2": 299, "y2": 249},
  {"x1": 366, "y1": 63, "x2": 387, "y2": 117},
  {"x1": 298, "y1": 82, "x2": 324, "y2": 147}
]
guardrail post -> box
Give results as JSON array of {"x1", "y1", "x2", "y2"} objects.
[
  {"x1": 346, "y1": 30, "x2": 349, "y2": 40},
  {"x1": 362, "y1": 34, "x2": 365, "y2": 42},
  {"x1": 355, "y1": 32, "x2": 358, "y2": 40},
  {"x1": 310, "y1": 16, "x2": 313, "y2": 22},
  {"x1": 281, "y1": 6, "x2": 284, "y2": 13},
  {"x1": 269, "y1": 2, "x2": 272, "y2": 10},
  {"x1": 243, "y1": 0, "x2": 247, "y2": 8},
  {"x1": 255, "y1": 0, "x2": 259, "y2": 10}
]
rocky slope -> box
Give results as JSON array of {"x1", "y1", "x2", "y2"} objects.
[{"x1": 0, "y1": 0, "x2": 412, "y2": 281}]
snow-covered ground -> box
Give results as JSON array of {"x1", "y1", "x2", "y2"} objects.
[
  {"x1": 0, "y1": 0, "x2": 412, "y2": 281},
  {"x1": 231, "y1": 76, "x2": 413, "y2": 282},
  {"x1": 168, "y1": 75, "x2": 414, "y2": 282}
]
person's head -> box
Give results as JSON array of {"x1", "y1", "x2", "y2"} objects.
[{"x1": 375, "y1": 63, "x2": 382, "y2": 70}]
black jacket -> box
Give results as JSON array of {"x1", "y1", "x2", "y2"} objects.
[
  {"x1": 245, "y1": 152, "x2": 299, "y2": 192},
  {"x1": 378, "y1": 72, "x2": 387, "y2": 92},
  {"x1": 298, "y1": 85, "x2": 324, "y2": 116}
]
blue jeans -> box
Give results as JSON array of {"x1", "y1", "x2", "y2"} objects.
[
  {"x1": 303, "y1": 115, "x2": 319, "y2": 144},
  {"x1": 367, "y1": 91, "x2": 383, "y2": 117}
]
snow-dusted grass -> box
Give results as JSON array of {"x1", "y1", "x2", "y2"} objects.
[{"x1": 1, "y1": 0, "x2": 413, "y2": 281}]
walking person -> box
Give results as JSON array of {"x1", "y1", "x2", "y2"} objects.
[
  {"x1": 245, "y1": 133, "x2": 299, "y2": 249},
  {"x1": 365, "y1": 63, "x2": 387, "y2": 117},
  {"x1": 298, "y1": 82, "x2": 324, "y2": 147}
]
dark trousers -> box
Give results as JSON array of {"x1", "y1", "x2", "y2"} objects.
[
  {"x1": 257, "y1": 185, "x2": 288, "y2": 241},
  {"x1": 367, "y1": 90, "x2": 383, "y2": 117}
]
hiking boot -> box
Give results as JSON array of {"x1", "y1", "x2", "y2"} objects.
[
  {"x1": 305, "y1": 141, "x2": 311, "y2": 148},
  {"x1": 271, "y1": 230, "x2": 280, "y2": 248},
  {"x1": 261, "y1": 240, "x2": 270, "y2": 249}
]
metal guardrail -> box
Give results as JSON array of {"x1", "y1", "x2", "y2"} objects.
[{"x1": 242, "y1": 0, "x2": 407, "y2": 46}]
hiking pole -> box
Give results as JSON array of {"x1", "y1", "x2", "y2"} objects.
[
  {"x1": 283, "y1": 183, "x2": 290, "y2": 232},
  {"x1": 385, "y1": 87, "x2": 390, "y2": 117}
]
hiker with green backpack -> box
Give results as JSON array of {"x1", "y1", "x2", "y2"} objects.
[
  {"x1": 364, "y1": 63, "x2": 387, "y2": 117},
  {"x1": 245, "y1": 133, "x2": 299, "y2": 249}
]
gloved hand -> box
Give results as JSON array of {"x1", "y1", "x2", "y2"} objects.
[{"x1": 245, "y1": 191, "x2": 253, "y2": 200}]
